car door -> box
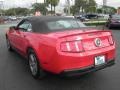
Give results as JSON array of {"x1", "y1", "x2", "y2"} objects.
[
  {"x1": 19, "y1": 21, "x2": 33, "y2": 55},
  {"x1": 8, "y1": 26, "x2": 17, "y2": 47},
  {"x1": 8, "y1": 21, "x2": 26, "y2": 49},
  {"x1": 15, "y1": 20, "x2": 32, "y2": 54}
]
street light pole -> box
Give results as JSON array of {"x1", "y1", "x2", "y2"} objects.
[
  {"x1": 44, "y1": 0, "x2": 46, "y2": 15},
  {"x1": 67, "y1": 0, "x2": 70, "y2": 15},
  {"x1": 103, "y1": 0, "x2": 107, "y2": 14},
  {"x1": 44, "y1": 0, "x2": 46, "y2": 3}
]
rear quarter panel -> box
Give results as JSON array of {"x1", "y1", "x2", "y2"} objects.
[{"x1": 26, "y1": 33, "x2": 58, "y2": 70}]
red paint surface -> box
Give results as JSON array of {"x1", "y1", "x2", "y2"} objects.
[{"x1": 6, "y1": 29, "x2": 116, "y2": 74}]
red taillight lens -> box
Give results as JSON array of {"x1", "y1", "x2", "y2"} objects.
[
  {"x1": 108, "y1": 35, "x2": 114, "y2": 45},
  {"x1": 60, "y1": 41, "x2": 83, "y2": 53}
]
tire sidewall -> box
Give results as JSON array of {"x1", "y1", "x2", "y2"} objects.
[
  {"x1": 6, "y1": 38, "x2": 13, "y2": 51},
  {"x1": 108, "y1": 23, "x2": 112, "y2": 29},
  {"x1": 28, "y1": 50, "x2": 40, "y2": 78}
]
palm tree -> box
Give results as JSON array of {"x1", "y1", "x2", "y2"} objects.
[
  {"x1": 46, "y1": 0, "x2": 59, "y2": 14},
  {"x1": 32, "y1": 3, "x2": 48, "y2": 15},
  {"x1": 52, "y1": 0, "x2": 59, "y2": 14}
]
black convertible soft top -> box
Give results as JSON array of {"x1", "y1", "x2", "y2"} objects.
[
  {"x1": 27, "y1": 16, "x2": 73, "y2": 22},
  {"x1": 25, "y1": 16, "x2": 75, "y2": 33}
]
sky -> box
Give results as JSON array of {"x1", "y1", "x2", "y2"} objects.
[
  {"x1": 0, "y1": 0, "x2": 120, "y2": 9},
  {"x1": 95, "y1": 0, "x2": 120, "y2": 8}
]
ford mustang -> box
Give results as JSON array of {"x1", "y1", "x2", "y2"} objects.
[{"x1": 6, "y1": 16, "x2": 116, "y2": 79}]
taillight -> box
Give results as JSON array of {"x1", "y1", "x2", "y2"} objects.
[
  {"x1": 108, "y1": 35, "x2": 114, "y2": 45},
  {"x1": 60, "y1": 40, "x2": 84, "y2": 53}
]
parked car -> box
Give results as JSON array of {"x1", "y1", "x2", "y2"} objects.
[
  {"x1": 6, "y1": 16, "x2": 115, "y2": 79},
  {"x1": 0, "y1": 17, "x2": 5, "y2": 24},
  {"x1": 75, "y1": 15, "x2": 89, "y2": 22},
  {"x1": 8, "y1": 16, "x2": 17, "y2": 21},
  {"x1": 64, "y1": 15, "x2": 75, "y2": 18},
  {"x1": 106, "y1": 14, "x2": 120, "y2": 29},
  {"x1": 98, "y1": 14, "x2": 109, "y2": 19},
  {"x1": 85, "y1": 14, "x2": 98, "y2": 19},
  {"x1": 1, "y1": 16, "x2": 9, "y2": 21}
]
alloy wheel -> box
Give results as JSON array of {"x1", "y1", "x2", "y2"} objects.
[{"x1": 29, "y1": 53, "x2": 38, "y2": 76}]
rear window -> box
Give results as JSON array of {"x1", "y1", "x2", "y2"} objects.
[
  {"x1": 112, "y1": 15, "x2": 120, "y2": 19},
  {"x1": 47, "y1": 19, "x2": 86, "y2": 31}
]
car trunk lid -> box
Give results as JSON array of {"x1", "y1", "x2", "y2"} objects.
[{"x1": 50, "y1": 29, "x2": 113, "y2": 52}]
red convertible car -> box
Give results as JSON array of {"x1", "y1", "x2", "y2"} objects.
[{"x1": 6, "y1": 16, "x2": 115, "y2": 79}]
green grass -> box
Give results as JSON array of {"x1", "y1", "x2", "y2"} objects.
[{"x1": 84, "y1": 21, "x2": 106, "y2": 26}]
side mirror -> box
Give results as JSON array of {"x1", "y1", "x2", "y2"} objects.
[
  {"x1": 27, "y1": 28, "x2": 32, "y2": 32},
  {"x1": 9, "y1": 26, "x2": 17, "y2": 30}
]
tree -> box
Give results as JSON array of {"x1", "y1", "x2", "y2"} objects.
[
  {"x1": 5, "y1": 7, "x2": 30, "y2": 16},
  {"x1": 97, "y1": 8, "x2": 102, "y2": 13},
  {"x1": 32, "y1": 3, "x2": 48, "y2": 15},
  {"x1": 70, "y1": 5, "x2": 79, "y2": 15},
  {"x1": 104, "y1": 6, "x2": 117, "y2": 14},
  {"x1": 46, "y1": 0, "x2": 59, "y2": 14},
  {"x1": 46, "y1": 0, "x2": 53, "y2": 14},
  {"x1": 85, "y1": 6, "x2": 96, "y2": 13},
  {"x1": 74, "y1": 0, "x2": 97, "y2": 13},
  {"x1": 0, "y1": 9, "x2": 5, "y2": 16},
  {"x1": 86, "y1": 0, "x2": 97, "y2": 13},
  {"x1": 97, "y1": 6, "x2": 117, "y2": 14},
  {"x1": 52, "y1": 0, "x2": 59, "y2": 14},
  {"x1": 75, "y1": 0, "x2": 86, "y2": 13}
]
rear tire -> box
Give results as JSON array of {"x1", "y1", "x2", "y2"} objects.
[
  {"x1": 6, "y1": 38, "x2": 13, "y2": 51},
  {"x1": 28, "y1": 49, "x2": 46, "y2": 79},
  {"x1": 108, "y1": 24, "x2": 112, "y2": 29}
]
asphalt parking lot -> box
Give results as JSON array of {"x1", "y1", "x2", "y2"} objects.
[{"x1": 0, "y1": 24, "x2": 120, "y2": 90}]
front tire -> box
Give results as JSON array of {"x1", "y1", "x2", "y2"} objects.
[
  {"x1": 28, "y1": 49, "x2": 46, "y2": 79},
  {"x1": 108, "y1": 24, "x2": 112, "y2": 29}
]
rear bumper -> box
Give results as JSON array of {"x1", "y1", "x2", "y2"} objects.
[
  {"x1": 60, "y1": 59, "x2": 115, "y2": 76},
  {"x1": 42, "y1": 45, "x2": 115, "y2": 74}
]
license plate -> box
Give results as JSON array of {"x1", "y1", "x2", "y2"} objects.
[{"x1": 95, "y1": 56, "x2": 105, "y2": 66}]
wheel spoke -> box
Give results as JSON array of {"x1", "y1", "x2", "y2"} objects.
[{"x1": 29, "y1": 54, "x2": 38, "y2": 75}]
